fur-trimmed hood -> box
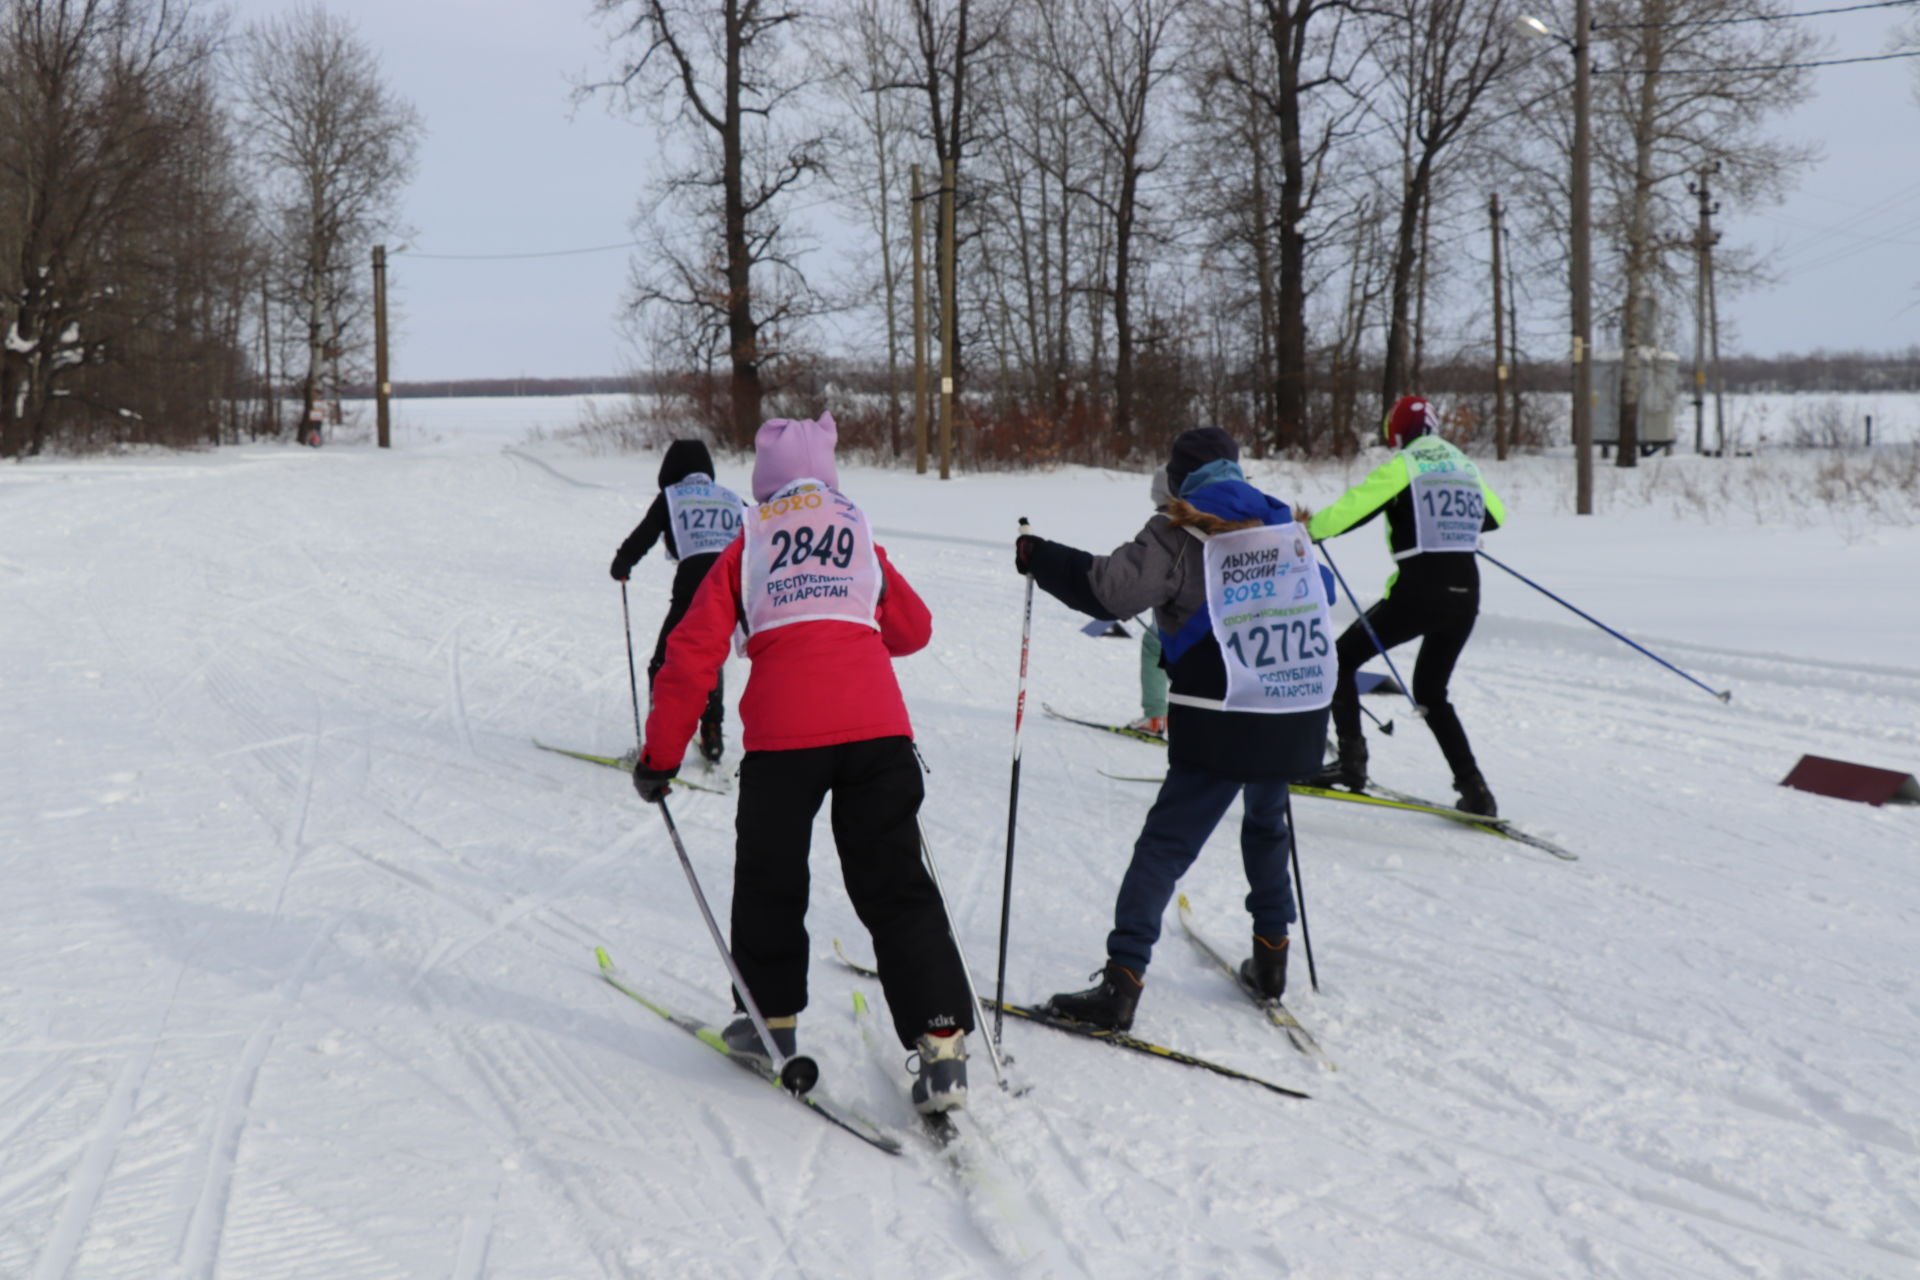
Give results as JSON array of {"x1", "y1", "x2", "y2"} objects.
[
  {"x1": 1162, "y1": 480, "x2": 1298, "y2": 534},
  {"x1": 1163, "y1": 498, "x2": 1264, "y2": 536}
]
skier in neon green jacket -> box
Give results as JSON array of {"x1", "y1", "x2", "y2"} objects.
[{"x1": 1306, "y1": 396, "x2": 1507, "y2": 815}]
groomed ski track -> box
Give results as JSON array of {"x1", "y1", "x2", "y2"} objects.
[{"x1": 1, "y1": 403, "x2": 1915, "y2": 1278}]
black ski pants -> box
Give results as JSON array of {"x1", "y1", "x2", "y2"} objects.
[
  {"x1": 1332, "y1": 579, "x2": 1483, "y2": 785},
  {"x1": 647, "y1": 583, "x2": 724, "y2": 729},
  {"x1": 730, "y1": 736, "x2": 975, "y2": 1047}
]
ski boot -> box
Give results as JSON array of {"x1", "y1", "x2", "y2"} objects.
[
  {"x1": 1124, "y1": 715, "x2": 1167, "y2": 738},
  {"x1": 1237, "y1": 932, "x2": 1289, "y2": 1000},
  {"x1": 720, "y1": 1015, "x2": 796, "y2": 1065},
  {"x1": 698, "y1": 718, "x2": 725, "y2": 766},
  {"x1": 910, "y1": 1030, "x2": 968, "y2": 1114},
  {"x1": 1306, "y1": 738, "x2": 1367, "y2": 791},
  {"x1": 1454, "y1": 772, "x2": 1498, "y2": 817},
  {"x1": 1045, "y1": 961, "x2": 1143, "y2": 1032}
]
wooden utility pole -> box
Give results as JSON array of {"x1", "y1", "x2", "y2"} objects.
[
  {"x1": 1570, "y1": 0, "x2": 1595, "y2": 512},
  {"x1": 1489, "y1": 193, "x2": 1508, "y2": 461},
  {"x1": 1706, "y1": 236, "x2": 1727, "y2": 457},
  {"x1": 1688, "y1": 167, "x2": 1720, "y2": 455},
  {"x1": 373, "y1": 244, "x2": 392, "y2": 449},
  {"x1": 938, "y1": 157, "x2": 956, "y2": 480},
  {"x1": 911, "y1": 165, "x2": 928, "y2": 476},
  {"x1": 1505, "y1": 222, "x2": 1522, "y2": 445},
  {"x1": 260, "y1": 274, "x2": 274, "y2": 440}
]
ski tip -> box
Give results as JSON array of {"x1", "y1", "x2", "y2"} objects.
[
  {"x1": 593, "y1": 946, "x2": 613, "y2": 971},
  {"x1": 1176, "y1": 893, "x2": 1192, "y2": 912},
  {"x1": 852, "y1": 990, "x2": 870, "y2": 1015}
]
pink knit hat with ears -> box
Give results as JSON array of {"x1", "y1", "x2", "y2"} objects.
[{"x1": 751, "y1": 413, "x2": 840, "y2": 501}]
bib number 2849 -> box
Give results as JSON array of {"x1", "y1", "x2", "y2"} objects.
[{"x1": 769, "y1": 523, "x2": 857, "y2": 571}]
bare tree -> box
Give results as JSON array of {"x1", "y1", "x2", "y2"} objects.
[
  {"x1": 1367, "y1": 0, "x2": 1515, "y2": 419},
  {"x1": 1196, "y1": 0, "x2": 1365, "y2": 449},
  {"x1": 1035, "y1": 0, "x2": 1188, "y2": 449},
  {"x1": 594, "y1": 0, "x2": 831, "y2": 448},
  {"x1": 236, "y1": 4, "x2": 420, "y2": 441},
  {"x1": 1, "y1": 0, "x2": 244, "y2": 458},
  {"x1": 812, "y1": 0, "x2": 920, "y2": 454}
]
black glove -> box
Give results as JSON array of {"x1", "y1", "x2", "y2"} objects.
[
  {"x1": 609, "y1": 554, "x2": 635, "y2": 582},
  {"x1": 632, "y1": 759, "x2": 676, "y2": 804},
  {"x1": 1014, "y1": 534, "x2": 1040, "y2": 575}
]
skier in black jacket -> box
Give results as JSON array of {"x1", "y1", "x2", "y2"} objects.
[{"x1": 609, "y1": 439, "x2": 747, "y2": 764}]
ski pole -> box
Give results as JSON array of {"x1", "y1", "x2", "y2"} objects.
[
  {"x1": 1476, "y1": 549, "x2": 1732, "y2": 703},
  {"x1": 655, "y1": 797, "x2": 820, "y2": 1095},
  {"x1": 1285, "y1": 792, "x2": 1319, "y2": 994},
  {"x1": 1316, "y1": 541, "x2": 1423, "y2": 718},
  {"x1": 993, "y1": 518, "x2": 1036, "y2": 1053},
  {"x1": 619, "y1": 581, "x2": 645, "y2": 751},
  {"x1": 917, "y1": 821, "x2": 1015, "y2": 1092},
  {"x1": 1360, "y1": 701, "x2": 1395, "y2": 737}
]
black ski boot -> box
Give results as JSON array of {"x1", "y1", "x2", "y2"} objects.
[
  {"x1": 1237, "y1": 932, "x2": 1289, "y2": 1000},
  {"x1": 1045, "y1": 961, "x2": 1143, "y2": 1031},
  {"x1": 910, "y1": 1030, "x2": 968, "y2": 1114},
  {"x1": 721, "y1": 1015, "x2": 796, "y2": 1065},
  {"x1": 1454, "y1": 773, "x2": 1498, "y2": 817},
  {"x1": 698, "y1": 718, "x2": 725, "y2": 766},
  {"x1": 1307, "y1": 738, "x2": 1367, "y2": 791}
]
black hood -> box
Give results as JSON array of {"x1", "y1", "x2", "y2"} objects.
[{"x1": 658, "y1": 438, "x2": 716, "y2": 488}]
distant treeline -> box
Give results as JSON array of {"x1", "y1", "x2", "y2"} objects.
[
  {"x1": 356, "y1": 351, "x2": 1920, "y2": 402},
  {"x1": 345, "y1": 376, "x2": 665, "y2": 399}
]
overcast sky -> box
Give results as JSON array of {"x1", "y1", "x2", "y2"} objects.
[{"x1": 225, "y1": 0, "x2": 1920, "y2": 381}]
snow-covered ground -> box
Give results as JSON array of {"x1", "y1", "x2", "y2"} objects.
[{"x1": 3, "y1": 397, "x2": 1916, "y2": 1279}]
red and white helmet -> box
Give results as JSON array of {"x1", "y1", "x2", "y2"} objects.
[{"x1": 1383, "y1": 395, "x2": 1435, "y2": 449}]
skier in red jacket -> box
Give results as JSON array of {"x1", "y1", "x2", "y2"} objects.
[{"x1": 631, "y1": 413, "x2": 974, "y2": 1114}]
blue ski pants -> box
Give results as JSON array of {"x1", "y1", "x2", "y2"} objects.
[{"x1": 1105, "y1": 763, "x2": 1297, "y2": 975}]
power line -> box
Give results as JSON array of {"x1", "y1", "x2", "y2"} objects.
[
  {"x1": 1595, "y1": 0, "x2": 1919, "y2": 29},
  {"x1": 1596, "y1": 48, "x2": 1920, "y2": 74}
]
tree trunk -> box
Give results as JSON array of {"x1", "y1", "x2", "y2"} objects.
[{"x1": 723, "y1": 0, "x2": 762, "y2": 449}]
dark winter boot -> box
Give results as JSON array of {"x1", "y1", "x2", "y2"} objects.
[
  {"x1": 1237, "y1": 932, "x2": 1289, "y2": 1000},
  {"x1": 698, "y1": 718, "x2": 725, "y2": 766},
  {"x1": 909, "y1": 1030, "x2": 968, "y2": 1114},
  {"x1": 1454, "y1": 773, "x2": 1498, "y2": 817},
  {"x1": 1307, "y1": 738, "x2": 1367, "y2": 791},
  {"x1": 1045, "y1": 962, "x2": 1144, "y2": 1031},
  {"x1": 721, "y1": 1014, "x2": 796, "y2": 1065}
]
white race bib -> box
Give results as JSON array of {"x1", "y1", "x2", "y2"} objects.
[
  {"x1": 741, "y1": 480, "x2": 882, "y2": 636},
  {"x1": 1405, "y1": 442, "x2": 1486, "y2": 554},
  {"x1": 1201, "y1": 523, "x2": 1333, "y2": 714},
  {"x1": 663, "y1": 475, "x2": 748, "y2": 560}
]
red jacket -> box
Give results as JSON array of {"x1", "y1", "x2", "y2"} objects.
[{"x1": 640, "y1": 538, "x2": 932, "y2": 771}]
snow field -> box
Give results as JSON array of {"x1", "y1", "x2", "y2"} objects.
[{"x1": 1, "y1": 398, "x2": 1915, "y2": 1278}]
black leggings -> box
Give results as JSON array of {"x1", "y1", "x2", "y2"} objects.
[
  {"x1": 1331, "y1": 580, "x2": 1482, "y2": 783},
  {"x1": 730, "y1": 736, "x2": 975, "y2": 1047},
  {"x1": 648, "y1": 590, "x2": 724, "y2": 727}
]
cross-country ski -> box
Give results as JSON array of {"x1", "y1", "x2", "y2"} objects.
[
  {"x1": 533, "y1": 738, "x2": 730, "y2": 792},
  {"x1": 1177, "y1": 896, "x2": 1336, "y2": 1070},
  {"x1": 595, "y1": 948, "x2": 902, "y2": 1155}
]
